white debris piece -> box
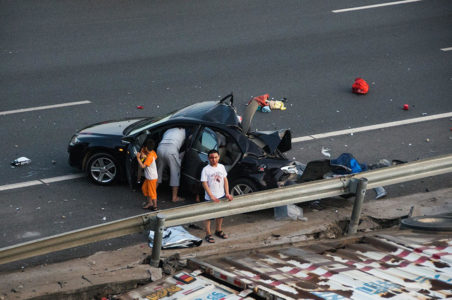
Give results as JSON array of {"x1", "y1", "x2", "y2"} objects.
[
  {"x1": 321, "y1": 147, "x2": 331, "y2": 158},
  {"x1": 11, "y1": 157, "x2": 31, "y2": 167}
]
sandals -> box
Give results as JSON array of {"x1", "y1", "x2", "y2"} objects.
[
  {"x1": 142, "y1": 204, "x2": 158, "y2": 211},
  {"x1": 142, "y1": 203, "x2": 153, "y2": 209},
  {"x1": 205, "y1": 235, "x2": 215, "y2": 243},
  {"x1": 215, "y1": 230, "x2": 228, "y2": 239}
]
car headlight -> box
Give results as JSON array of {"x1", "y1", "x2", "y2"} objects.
[{"x1": 69, "y1": 135, "x2": 81, "y2": 146}]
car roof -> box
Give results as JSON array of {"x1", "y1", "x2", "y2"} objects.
[{"x1": 171, "y1": 100, "x2": 241, "y2": 128}]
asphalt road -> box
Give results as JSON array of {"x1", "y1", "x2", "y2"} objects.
[{"x1": 1, "y1": 0, "x2": 451, "y2": 267}]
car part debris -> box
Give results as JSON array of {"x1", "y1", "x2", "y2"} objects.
[
  {"x1": 11, "y1": 157, "x2": 31, "y2": 167},
  {"x1": 321, "y1": 146, "x2": 331, "y2": 158},
  {"x1": 401, "y1": 214, "x2": 452, "y2": 231},
  {"x1": 274, "y1": 204, "x2": 307, "y2": 221},
  {"x1": 374, "y1": 186, "x2": 387, "y2": 199}
]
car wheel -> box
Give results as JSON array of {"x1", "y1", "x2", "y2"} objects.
[
  {"x1": 86, "y1": 153, "x2": 118, "y2": 185},
  {"x1": 230, "y1": 178, "x2": 257, "y2": 196}
]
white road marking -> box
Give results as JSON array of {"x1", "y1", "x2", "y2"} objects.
[
  {"x1": 440, "y1": 47, "x2": 452, "y2": 52},
  {"x1": 0, "y1": 174, "x2": 84, "y2": 192},
  {"x1": 0, "y1": 100, "x2": 91, "y2": 116},
  {"x1": 1, "y1": 111, "x2": 451, "y2": 192},
  {"x1": 20, "y1": 232, "x2": 41, "y2": 239},
  {"x1": 332, "y1": 0, "x2": 421, "y2": 13},
  {"x1": 40, "y1": 174, "x2": 85, "y2": 184},
  {"x1": 0, "y1": 180, "x2": 42, "y2": 191},
  {"x1": 292, "y1": 112, "x2": 452, "y2": 143}
]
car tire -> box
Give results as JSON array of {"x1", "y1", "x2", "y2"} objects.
[
  {"x1": 230, "y1": 178, "x2": 257, "y2": 196},
  {"x1": 86, "y1": 152, "x2": 119, "y2": 185}
]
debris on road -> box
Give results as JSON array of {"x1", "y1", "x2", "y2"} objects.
[
  {"x1": 136, "y1": 105, "x2": 144, "y2": 109},
  {"x1": 403, "y1": 104, "x2": 409, "y2": 110},
  {"x1": 247, "y1": 94, "x2": 287, "y2": 113},
  {"x1": 274, "y1": 204, "x2": 307, "y2": 221},
  {"x1": 374, "y1": 186, "x2": 387, "y2": 199},
  {"x1": 352, "y1": 77, "x2": 369, "y2": 94},
  {"x1": 149, "y1": 226, "x2": 202, "y2": 249},
  {"x1": 320, "y1": 146, "x2": 331, "y2": 158},
  {"x1": 10, "y1": 157, "x2": 31, "y2": 167}
]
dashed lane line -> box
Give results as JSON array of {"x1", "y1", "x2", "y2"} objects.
[
  {"x1": 292, "y1": 112, "x2": 452, "y2": 143},
  {"x1": 0, "y1": 100, "x2": 91, "y2": 116},
  {"x1": 40, "y1": 174, "x2": 86, "y2": 184},
  {"x1": 440, "y1": 47, "x2": 452, "y2": 52},
  {"x1": 1, "y1": 111, "x2": 451, "y2": 192},
  {"x1": 0, "y1": 174, "x2": 85, "y2": 192},
  {"x1": 0, "y1": 180, "x2": 42, "y2": 191},
  {"x1": 332, "y1": 0, "x2": 421, "y2": 13}
]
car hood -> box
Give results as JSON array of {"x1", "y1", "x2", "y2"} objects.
[
  {"x1": 78, "y1": 118, "x2": 144, "y2": 136},
  {"x1": 241, "y1": 95, "x2": 259, "y2": 134},
  {"x1": 251, "y1": 129, "x2": 292, "y2": 154}
]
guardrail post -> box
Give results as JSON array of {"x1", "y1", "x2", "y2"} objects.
[
  {"x1": 150, "y1": 213, "x2": 165, "y2": 267},
  {"x1": 347, "y1": 178, "x2": 368, "y2": 235}
]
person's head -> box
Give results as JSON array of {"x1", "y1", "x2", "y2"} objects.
[
  {"x1": 207, "y1": 149, "x2": 220, "y2": 166},
  {"x1": 144, "y1": 139, "x2": 155, "y2": 152}
]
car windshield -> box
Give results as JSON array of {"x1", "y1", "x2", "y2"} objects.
[{"x1": 123, "y1": 113, "x2": 172, "y2": 136}]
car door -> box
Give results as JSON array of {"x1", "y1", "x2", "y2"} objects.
[
  {"x1": 124, "y1": 131, "x2": 148, "y2": 189},
  {"x1": 180, "y1": 126, "x2": 219, "y2": 194}
]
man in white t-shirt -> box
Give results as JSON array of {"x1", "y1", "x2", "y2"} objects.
[{"x1": 200, "y1": 149, "x2": 233, "y2": 243}]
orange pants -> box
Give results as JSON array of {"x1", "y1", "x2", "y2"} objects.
[{"x1": 142, "y1": 179, "x2": 157, "y2": 199}]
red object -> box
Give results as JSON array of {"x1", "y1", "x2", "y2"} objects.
[
  {"x1": 137, "y1": 105, "x2": 144, "y2": 109},
  {"x1": 248, "y1": 94, "x2": 269, "y2": 106},
  {"x1": 352, "y1": 78, "x2": 369, "y2": 95},
  {"x1": 403, "y1": 104, "x2": 409, "y2": 110}
]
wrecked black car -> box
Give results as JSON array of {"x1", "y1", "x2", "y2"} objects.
[{"x1": 68, "y1": 94, "x2": 303, "y2": 196}]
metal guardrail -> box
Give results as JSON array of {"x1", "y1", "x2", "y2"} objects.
[{"x1": 1, "y1": 153, "x2": 452, "y2": 266}]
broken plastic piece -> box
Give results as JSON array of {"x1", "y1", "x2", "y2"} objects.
[
  {"x1": 136, "y1": 105, "x2": 144, "y2": 109},
  {"x1": 274, "y1": 204, "x2": 304, "y2": 221},
  {"x1": 11, "y1": 157, "x2": 31, "y2": 167},
  {"x1": 261, "y1": 105, "x2": 271, "y2": 113},
  {"x1": 403, "y1": 104, "x2": 409, "y2": 110},
  {"x1": 374, "y1": 186, "x2": 387, "y2": 199},
  {"x1": 352, "y1": 78, "x2": 369, "y2": 94},
  {"x1": 321, "y1": 147, "x2": 331, "y2": 158}
]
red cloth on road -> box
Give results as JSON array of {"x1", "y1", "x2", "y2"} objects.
[
  {"x1": 248, "y1": 94, "x2": 269, "y2": 106},
  {"x1": 352, "y1": 78, "x2": 369, "y2": 94}
]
